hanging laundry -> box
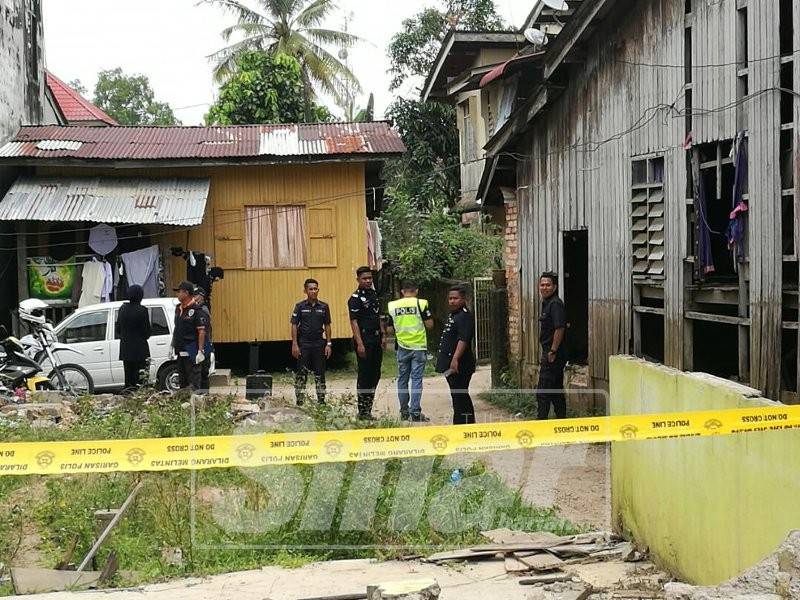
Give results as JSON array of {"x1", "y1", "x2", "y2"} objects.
[
  {"x1": 726, "y1": 131, "x2": 748, "y2": 267},
  {"x1": 369, "y1": 220, "x2": 383, "y2": 269},
  {"x1": 100, "y1": 260, "x2": 113, "y2": 302},
  {"x1": 79, "y1": 260, "x2": 105, "y2": 307},
  {"x1": 366, "y1": 219, "x2": 376, "y2": 269},
  {"x1": 88, "y1": 224, "x2": 118, "y2": 256},
  {"x1": 691, "y1": 149, "x2": 715, "y2": 278},
  {"x1": 121, "y1": 245, "x2": 160, "y2": 298}
]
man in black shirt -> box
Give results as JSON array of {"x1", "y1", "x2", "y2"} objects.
[
  {"x1": 193, "y1": 287, "x2": 214, "y2": 393},
  {"x1": 537, "y1": 271, "x2": 568, "y2": 419},
  {"x1": 291, "y1": 278, "x2": 332, "y2": 405},
  {"x1": 436, "y1": 285, "x2": 476, "y2": 425},
  {"x1": 348, "y1": 266, "x2": 385, "y2": 419},
  {"x1": 172, "y1": 281, "x2": 209, "y2": 391}
]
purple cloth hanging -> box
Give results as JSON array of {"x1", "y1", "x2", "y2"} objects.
[
  {"x1": 692, "y1": 149, "x2": 715, "y2": 277},
  {"x1": 726, "y1": 132, "x2": 748, "y2": 264}
]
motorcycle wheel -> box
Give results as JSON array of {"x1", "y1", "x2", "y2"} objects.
[{"x1": 49, "y1": 364, "x2": 94, "y2": 396}]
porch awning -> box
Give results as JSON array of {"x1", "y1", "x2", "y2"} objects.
[
  {"x1": 480, "y1": 51, "x2": 544, "y2": 88},
  {"x1": 0, "y1": 176, "x2": 210, "y2": 226}
]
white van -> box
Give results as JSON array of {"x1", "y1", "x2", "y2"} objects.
[{"x1": 47, "y1": 298, "x2": 181, "y2": 393}]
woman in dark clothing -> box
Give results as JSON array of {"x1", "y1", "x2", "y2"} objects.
[{"x1": 117, "y1": 284, "x2": 151, "y2": 391}]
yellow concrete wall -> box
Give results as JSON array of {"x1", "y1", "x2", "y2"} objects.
[
  {"x1": 38, "y1": 164, "x2": 367, "y2": 343},
  {"x1": 610, "y1": 355, "x2": 800, "y2": 585}
]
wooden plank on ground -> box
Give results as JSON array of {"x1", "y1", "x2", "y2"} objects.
[{"x1": 11, "y1": 568, "x2": 103, "y2": 594}]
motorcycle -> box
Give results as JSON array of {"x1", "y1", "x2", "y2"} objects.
[
  {"x1": 17, "y1": 299, "x2": 92, "y2": 396},
  {"x1": 0, "y1": 325, "x2": 52, "y2": 396}
]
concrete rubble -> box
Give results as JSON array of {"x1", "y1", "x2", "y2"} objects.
[{"x1": 664, "y1": 531, "x2": 800, "y2": 600}]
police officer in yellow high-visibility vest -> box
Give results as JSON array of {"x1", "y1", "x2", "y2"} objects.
[{"x1": 387, "y1": 281, "x2": 434, "y2": 421}]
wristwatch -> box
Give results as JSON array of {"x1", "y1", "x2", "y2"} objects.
[{"x1": 326, "y1": 342, "x2": 332, "y2": 346}]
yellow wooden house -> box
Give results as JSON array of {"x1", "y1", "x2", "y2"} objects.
[{"x1": 0, "y1": 123, "x2": 404, "y2": 344}]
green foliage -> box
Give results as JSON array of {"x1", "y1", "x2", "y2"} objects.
[
  {"x1": 388, "y1": 0, "x2": 506, "y2": 91},
  {"x1": 206, "y1": 52, "x2": 308, "y2": 125},
  {"x1": 380, "y1": 194, "x2": 502, "y2": 286},
  {"x1": 0, "y1": 393, "x2": 576, "y2": 591},
  {"x1": 384, "y1": 98, "x2": 460, "y2": 209},
  {"x1": 68, "y1": 78, "x2": 88, "y2": 97},
  {"x1": 93, "y1": 68, "x2": 179, "y2": 126},
  {"x1": 202, "y1": 0, "x2": 361, "y2": 121}
]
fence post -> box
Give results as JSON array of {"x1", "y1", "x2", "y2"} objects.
[{"x1": 491, "y1": 285, "x2": 509, "y2": 388}]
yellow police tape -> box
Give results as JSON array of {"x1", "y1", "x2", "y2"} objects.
[{"x1": 2, "y1": 405, "x2": 800, "y2": 476}]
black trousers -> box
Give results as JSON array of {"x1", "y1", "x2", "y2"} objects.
[
  {"x1": 200, "y1": 357, "x2": 211, "y2": 394},
  {"x1": 536, "y1": 358, "x2": 567, "y2": 419},
  {"x1": 178, "y1": 356, "x2": 202, "y2": 391},
  {"x1": 123, "y1": 360, "x2": 147, "y2": 390},
  {"x1": 356, "y1": 339, "x2": 382, "y2": 417},
  {"x1": 446, "y1": 371, "x2": 475, "y2": 425},
  {"x1": 295, "y1": 343, "x2": 326, "y2": 404}
]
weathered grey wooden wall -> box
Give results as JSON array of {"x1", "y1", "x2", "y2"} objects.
[{"x1": 515, "y1": 0, "x2": 792, "y2": 395}]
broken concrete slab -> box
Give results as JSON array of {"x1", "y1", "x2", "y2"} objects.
[
  {"x1": 516, "y1": 553, "x2": 565, "y2": 572},
  {"x1": 505, "y1": 556, "x2": 533, "y2": 573},
  {"x1": 11, "y1": 567, "x2": 103, "y2": 594},
  {"x1": 518, "y1": 573, "x2": 574, "y2": 585},
  {"x1": 366, "y1": 578, "x2": 440, "y2": 599},
  {"x1": 524, "y1": 582, "x2": 592, "y2": 600},
  {"x1": 664, "y1": 530, "x2": 800, "y2": 600},
  {"x1": 480, "y1": 529, "x2": 565, "y2": 546}
]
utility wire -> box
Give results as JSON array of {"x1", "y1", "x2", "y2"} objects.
[{"x1": 8, "y1": 85, "x2": 798, "y2": 251}]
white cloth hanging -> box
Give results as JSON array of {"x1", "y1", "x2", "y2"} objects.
[
  {"x1": 100, "y1": 260, "x2": 113, "y2": 302},
  {"x1": 79, "y1": 261, "x2": 105, "y2": 307},
  {"x1": 121, "y1": 245, "x2": 160, "y2": 298}
]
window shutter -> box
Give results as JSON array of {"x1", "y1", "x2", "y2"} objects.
[
  {"x1": 307, "y1": 204, "x2": 337, "y2": 268},
  {"x1": 214, "y1": 208, "x2": 244, "y2": 269}
]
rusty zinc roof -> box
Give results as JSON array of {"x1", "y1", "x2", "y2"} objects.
[
  {"x1": 0, "y1": 122, "x2": 405, "y2": 163},
  {"x1": 0, "y1": 176, "x2": 210, "y2": 225}
]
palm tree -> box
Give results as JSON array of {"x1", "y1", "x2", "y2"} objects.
[{"x1": 201, "y1": 0, "x2": 363, "y2": 121}]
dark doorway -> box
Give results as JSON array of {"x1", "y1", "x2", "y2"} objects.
[{"x1": 563, "y1": 230, "x2": 589, "y2": 364}]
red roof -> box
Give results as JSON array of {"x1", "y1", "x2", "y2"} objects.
[
  {"x1": 0, "y1": 123, "x2": 406, "y2": 162},
  {"x1": 46, "y1": 72, "x2": 118, "y2": 126}
]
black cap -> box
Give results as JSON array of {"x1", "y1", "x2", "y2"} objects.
[
  {"x1": 194, "y1": 286, "x2": 207, "y2": 297},
  {"x1": 174, "y1": 281, "x2": 195, "y2": 293}
]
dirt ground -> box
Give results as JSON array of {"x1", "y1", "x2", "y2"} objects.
[{"x1": 269, "y1": 366, "x2": 611, "y2": 530}]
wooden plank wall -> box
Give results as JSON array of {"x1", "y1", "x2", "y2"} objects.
[
  {"x1": 38, "y1": 164, "x2": 368, "y2": 344},
  {"x1": 747, "y1": 0, "x2": 782, "y2": 399},
  {"x1": 692, "y1": 0, "x2": 738, "y2": 143},
  {"x1": 516, "y1": 0, "x2": 686, "y2": 383}
]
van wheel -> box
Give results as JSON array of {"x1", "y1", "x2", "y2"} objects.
[{"x1": 157, "y1": 363, "x2": 181, "y2": 393}]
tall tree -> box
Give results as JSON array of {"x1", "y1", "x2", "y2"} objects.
[
  {"x1": 206, "y1": 52, "x2": 306, "y2": 125},
  {"x1": 200, "y1": 0, "x2": 362, "y2": 121},
  {"x1": 93, "y1": 68, "x2": 179, "y2": 126},
  {"x1": 388, "y1": 0, "x2": 505, "y2": 91},
  {"x1": 383, "y1": 0, "x2": 505, "y2": 209}
]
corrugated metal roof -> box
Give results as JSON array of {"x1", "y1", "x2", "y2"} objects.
[
  {"x1": 45, "y1": 71, "x2": 119, "y2": 126},
  {"x1": 0, "y1": 176, "x2": 210, "y2": 225},
  {"x1": 0, "y1": 122, "x2": 405, "y2": 163}
]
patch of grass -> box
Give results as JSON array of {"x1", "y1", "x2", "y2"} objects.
[
  {"x1": 479, "y1": 389, "x2": 538, "y2": 418},
  {"x1": 0, "y1": 392, "x2": 577, "y2": 594}
]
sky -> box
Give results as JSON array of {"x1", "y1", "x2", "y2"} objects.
[{"x1": 41, "y1": 0, "x2": 528, "y2": 125}]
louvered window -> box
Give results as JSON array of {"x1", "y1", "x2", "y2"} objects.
[{"x1": 631, "y1": 156, "x2": 665, "y2": 281}]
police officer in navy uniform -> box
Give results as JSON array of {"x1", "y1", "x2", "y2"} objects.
[
  {"x1": 172, "y1": 281, "x2": 209, "y2": 391},
  {"x1": 291, "y1": 278, "x2": 332, "y2": 405},
  {"x1": 348, "y1": 266, "x2": 385, "y2": 420}
]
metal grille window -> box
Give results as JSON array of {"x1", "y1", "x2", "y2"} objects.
[{"x1": 631, "y1": 156, "x2": 666, "y2": 280}]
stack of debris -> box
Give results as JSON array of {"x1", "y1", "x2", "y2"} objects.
[
  {"x1": 425, "y1": 529, "x2": 643, "y2": 573},
  {"x1": 0, "y1": 398, "x2": 76, "y2": 428},
  {"x1": 425, "y1": 529, "x2": 659, "y2": 599}
]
